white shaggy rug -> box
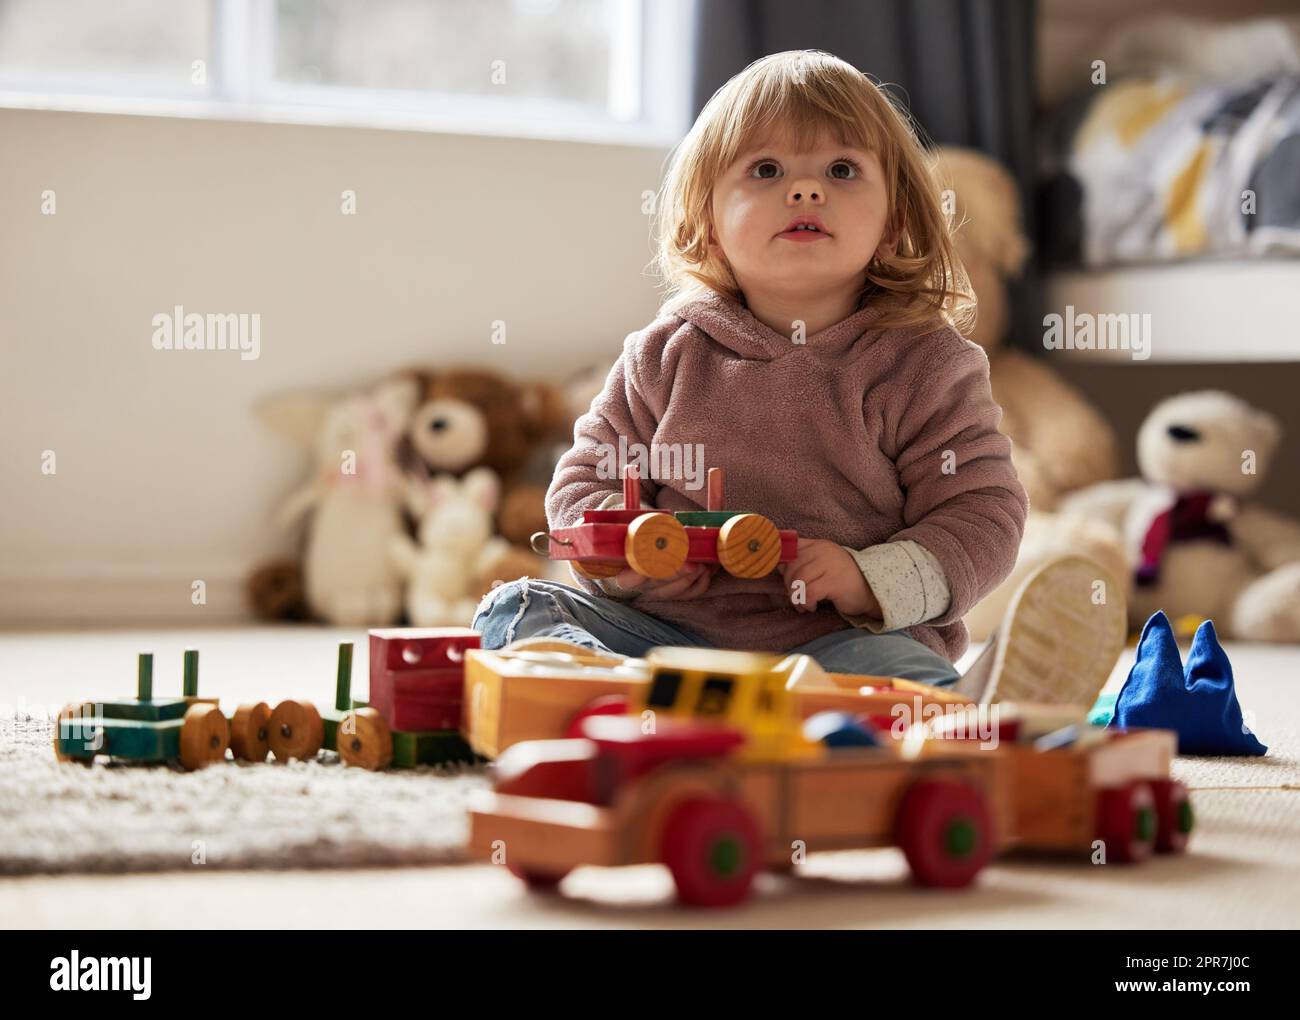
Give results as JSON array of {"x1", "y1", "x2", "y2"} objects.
[{"x1": 0, "y1": 713, "x2": 489, "y2": 875}]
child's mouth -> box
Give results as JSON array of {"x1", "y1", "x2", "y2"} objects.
[{"x1": 777, "y1": 226, "x2": 831, "y2": 242}]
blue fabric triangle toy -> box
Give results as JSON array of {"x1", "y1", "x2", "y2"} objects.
[{"x1": 1113, "y1": 611, "x2": 1266, "y2": 756}]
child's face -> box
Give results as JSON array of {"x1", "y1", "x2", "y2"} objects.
[{"x1": 710, "y1": 131, "x2": 892, "y2": 303}]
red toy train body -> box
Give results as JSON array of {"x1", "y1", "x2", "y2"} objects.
[{"x1": 537, "y1": 466, "x2": 798, "y2": 581}]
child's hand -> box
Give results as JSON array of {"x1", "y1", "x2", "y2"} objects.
[
  {"x1": 779, "y1": 538, "x2": 881, "y2": 619},
  {"x1": 615, "y1": 561, "x2": 717, "y2": 601}
]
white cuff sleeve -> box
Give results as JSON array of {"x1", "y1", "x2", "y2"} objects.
[{"x1": 838, "y1": 540, "x2": 952, "y2": 633}]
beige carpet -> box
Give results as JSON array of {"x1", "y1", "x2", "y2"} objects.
[{"x1": 1, "y1": 625, "x2": 1297, "y2": 928}]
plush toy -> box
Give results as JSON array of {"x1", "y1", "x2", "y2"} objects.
[
  {"x1": 390, "y1": 467, "x2": 515, "y2": 626},
  {"x1": 405, "y1": 368, "x2": 571, "y2": 549},
  {"x1": 258, "y1": 375, "x2": 419, "y2": 626},
  {"x1": 1058, "y1": 390, "x2": 1300, "y2": 641},
  {"x1": 936, "y1": 147, "x2": 1120, "y2": 511}
]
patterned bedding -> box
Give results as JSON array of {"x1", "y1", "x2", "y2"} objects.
[{"x1": 1040, "y1": 75, "x2": 1300, "y2": 268}]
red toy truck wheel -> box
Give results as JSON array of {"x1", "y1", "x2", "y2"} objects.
[
  {"x1": 660, "y1": 796, "x2": 762, "y2": 907},
  {"x1": 1095, "y1": 780, "x2": 1157, "y2": 863},
  {"x1": 1149, "y1": 778, "x2": 1193, "y2": 854},
  {"x1": 565, "y1": 695, "x2": 631, "y2": 738},
  {"x1": 895, "y1": 779, "x2": 993, "y2": 888},
  {"x1": 625, "y1": 513, "x2": 688, "y2": 578},
  {"x1": 716, "y1": 514, "x2": 781, "y2": 578}
]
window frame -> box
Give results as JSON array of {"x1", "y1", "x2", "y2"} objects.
[{"x1": 0, "y1": 0, "x2": 693, "y2": 148}]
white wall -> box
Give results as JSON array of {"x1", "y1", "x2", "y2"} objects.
[{"x1": 0, "y1": 108, "x2": 670, "y2": 624}]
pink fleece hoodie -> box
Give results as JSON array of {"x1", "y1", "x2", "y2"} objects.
[{"x1": 545, "y1": 290, "x2": 1028, "y2": 661}]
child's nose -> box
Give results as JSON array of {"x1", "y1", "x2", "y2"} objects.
[{"x1": 786, "y1": 177, "x2": 824, "y2": 203}]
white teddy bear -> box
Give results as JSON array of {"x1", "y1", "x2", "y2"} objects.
[
  {"x1": 262, "y1": 375, "x2": 419, "y2": 627},
  {"x1": 390, "y1": 467, "x2": 512, "y2": 627},
  {"x1": 1058, "y1": 390, "x2": 1300, "y2": 641}
]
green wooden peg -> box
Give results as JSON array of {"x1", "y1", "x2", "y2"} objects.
[
  {"x1": 183, "y1": 648, "x2": 199, "y2": 697},
  {"x1": 335, "y1": 642, "x2": 353, "y2": 712},
  {"x1": 137, "y1": 653, "x2": 153, "y2": 702}
]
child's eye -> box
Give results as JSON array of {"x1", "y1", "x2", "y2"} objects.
[
  {"x1": 746, "y1": 157, "x2": 862, "y2": 180},
  {"x1": 829, "y1": 158, "x2": 862, "y2": 180}
]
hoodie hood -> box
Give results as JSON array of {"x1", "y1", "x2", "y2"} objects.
[{"x1": 673, "y1": 290, "x2": 887, "y2": 362}]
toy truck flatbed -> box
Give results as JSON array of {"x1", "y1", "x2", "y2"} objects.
[
  {"x1": 462, "y1": 644, "x2": 970, "y2": 759},
  {"x1": 922, "y1": 704, "x2": 1190, "y2": 862}
]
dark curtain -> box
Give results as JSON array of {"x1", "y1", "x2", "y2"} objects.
[{"x1": 689, "y1": 0, "x2": 1040, "y2": 346}]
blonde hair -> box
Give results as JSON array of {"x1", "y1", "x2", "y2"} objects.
[{"x1": 652, "y1": 50, "x2": 974, "y2": 333}]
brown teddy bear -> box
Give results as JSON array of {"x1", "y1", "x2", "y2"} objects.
[
  {"x1": 404, "y1": 367, "x2": 572, "y2": 554},
  {"x1": 936, "y1": 147, "x2": 1120, "y2": 512},
  {"x1": 248, "y1": 369, "x2": 573, "y2": 622}
]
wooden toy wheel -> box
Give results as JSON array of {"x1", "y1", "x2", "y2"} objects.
[
  {"x1": 895, "y1": 779, "x2": 993, "y2": 888},
  {"x1": 179, "y1": 703, "x2": 230, "y2": 770},
  {"x1": 53, "y1": 702, "x2": 94, "y2": 765},
  {"x1": 565, "y1": 694, "x2": 631, "y2": 738},
  {"x1": 625, "y1": 513, "x2": 688, "y2": 579},
  {"x1": 659, "y1": 796, "x2": 761, "y2": 907},
  {"x1": 229, "y1": 701, "x2": 271, "y2": 762},
  {"x1": 337, "y1": 708, "x2": 394, "y2": 771},
  {"x1": 571, "y1": 560, "x2": 622, "y2": 580},
  {"x1": 1095, "y1": 781, "x2": 1157, "y2": 863},
  {"x1": 507, "y1": 863, "x2": 571, "y2": 891},
  {"x1": 716, "y1": 514, "x2": 781, "y2": 578},
  {"x1": 268, "y1": 699, "x2": 324, "y2": 762},
  {"x1": 1149, "y1": 779, "x2": 1193, "y2": 854}
]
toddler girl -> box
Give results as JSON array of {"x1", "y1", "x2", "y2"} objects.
[{"x1": 473, "y1": 50, "x2": 1030, "y2": 687}]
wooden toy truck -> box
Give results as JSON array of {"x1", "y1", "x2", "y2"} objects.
[
  {"x1": 469, "y1": 647, "x2": 1012, "y2": 906},
  {"x1": 288, "y1": 630, "x2": 482, "y2": 771},
  {"x1": 52, "y1": 634, "x2": 486, "y2": 770},
  {"x1": 920, "y1": 706, "x2": 1192, "y2": 863},
  {"x1": 533, "y1": 466, "x2": 798, "y2": 580},
  {"x1": 52, "y1": 648, "x2": 345, "y2": 767},
  {"x1": 462, "y1": 642, "x2": 971, "y2": 759},
  {"x1": 469, "y1": 647, "x2": 1193, "y2": 906},
  {"x1": 54, "y1": 650, "x2": 246, "y2": 768}
]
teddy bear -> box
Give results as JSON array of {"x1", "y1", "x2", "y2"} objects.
[
  {"x1": 390, "y1": 467, "x2": 516, "y2": 626},
  {"x1": 936, "y1": 146, "x2": 1121, "y2": 511},
  {"x1": 1056, "y1": 390, "x2": 1300, "y2": 641},
  {"x1": 257, "y1": 374, "x2": 420, "y2": 627},
  {"x1": 404, "y1": 368, "x2": 572, "y2": 548}
]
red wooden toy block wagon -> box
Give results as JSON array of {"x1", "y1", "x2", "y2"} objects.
[{"x1": 533, "y1": 466, "x2": 798, "y2": 581}]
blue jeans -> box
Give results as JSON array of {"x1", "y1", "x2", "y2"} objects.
[{"x1": 471, "y1": 579, "x2": 959, "y2": 688}]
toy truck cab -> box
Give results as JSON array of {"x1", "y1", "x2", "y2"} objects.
[
  {"x1": 493, "y1": 648, "x2": 793, "y2": 805},
  {"x1": 635, "y1": 647, "x2": 819, "y2": 763}
]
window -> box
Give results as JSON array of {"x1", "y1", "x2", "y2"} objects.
[
  {"x1": 646, "y1": 670, "x2": 683, "y2": 709},
  {"x1": 695, "y1": 676, "x2": 733, "y2": 717},
  {"x1": 0, "y1": 0, "x2": 692, "y2": 145}
]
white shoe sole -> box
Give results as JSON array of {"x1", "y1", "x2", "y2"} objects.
[{"x1": 979, "y1": 555, "x2": 1127, "y2": 707}]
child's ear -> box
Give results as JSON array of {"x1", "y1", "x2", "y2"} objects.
[{"x1": 877, "y1": 215, "x2": 904, "y2": 258}]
